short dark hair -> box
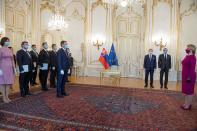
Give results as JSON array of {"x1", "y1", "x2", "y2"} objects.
[
  {"x1": 32, "y1": 44, "x2": 36, "y2": 48},
  {"x1": 0, "y1": 37, "x2": 10, "y2": 46},
  {"x1": 52, "y1": 44, "x2": 56, "y2": 48},
  {"x1": 21, "y1": 41, "x2": 28, "y2": 47},
  {"x1": 8, "y1": 46, "x2": 12, "y2": 49},
  {"x1": 60, "y1": 41, "x2": 66, "y2": 47}
]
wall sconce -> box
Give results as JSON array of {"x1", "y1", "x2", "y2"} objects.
[
  {"x1": 92, "y1": 34, "x2": 105, "y2": 50},
  {"x1": 153, "y1": 37, "x2": 167, "y2": 51},
  {"x1": 0, "y1": 28, "x2": 3, "y2": 38},
  {"x1": 93, "y1": 40, "x2": 104, "y2": 50}
]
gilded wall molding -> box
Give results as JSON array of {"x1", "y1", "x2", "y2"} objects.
[
  {"x1": 67, "y1": 8, "x2": 85, "y2": 21},
  {"x1": 91, "y1": 0, "x2": 108, "y2": 11},
  {"x1": 180, "y1": 1, "x2": 197, "y2": 19},
  {"x1": 152, "y1": 0, "x2": 173, "y2": 8},
  {"x1": 40, "y1": 2, "x2": 55, "y2": 12}
]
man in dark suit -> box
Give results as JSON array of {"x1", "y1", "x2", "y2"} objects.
[
  {"x1": 49, "y1": 44, "x2": 57, "y2": 88},
  {"x1": 143, "y1": 49, "x2": 157, "y2": 88},
  {"x1": 16, "y1": 41, "x2": 33, "y2": 97},
  {"x1": 29, "y1": 44, "x2": 39, "y2": 86},
  {"x1": 158, "y1": 48, "x2": 171, "y2": 89},
  {"x1": 56, "y1": 41, "x2": 70, "y2": 98},
  {"x1": 38, "y1": 42, "x2": 49, "y2": 91}
]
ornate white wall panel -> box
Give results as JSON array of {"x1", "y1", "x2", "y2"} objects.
[{"x1": 65, "y1": 1, "x2": 86, "y2": 66}]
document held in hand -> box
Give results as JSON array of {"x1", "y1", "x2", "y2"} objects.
[
  {"x1": 22, "y1": 65, "x2": 29, "y2": 72},
  {"x1": 42, "y1": 63, "x2": 48, "y2": 70}
]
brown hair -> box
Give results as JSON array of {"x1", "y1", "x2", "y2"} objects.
[
  {"x1": 187, "y1": 44, "x2": 196, "y2": 54},
  {"x1": 0, "y1": 37, "x2": 10, "y2": 46}
]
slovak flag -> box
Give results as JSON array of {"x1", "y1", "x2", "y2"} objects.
[{"x1": 99, "y1": 48, "x2": 110, "y2": 69}]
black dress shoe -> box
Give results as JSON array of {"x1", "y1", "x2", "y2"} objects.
[
  {"x1": 160, "y1": 86, "x2": 163, "y2": 89},
  {"x1": 144, "y1": 85, "x2": 148, "y2": 88},
  {"x1": 66, "y1": 80, "x2": 70, "y2": 83},
  {"x1": 62, "y1": 93, "x2": 69, "y2": 96},
  {"x1": 21, "y1": 94, "x2": 26, "y2": 97},
  {"x1": 42, "y1": 88, "x2": 48, "y2": 91},
  {"x1": 30, "y1": 83, "x2": 35, "y2": 86},
  {"x1": 150, "y1": 85, "x2": 154, "y2": 88},
  {"x1": 27, "y1": 93, "x2": 33, "y2": 95},
  {"x1": 164, "y1": 86, "x2": 168, "y2": 89},
  {"x1": 57, "y1": 94, "x2": 64, "y2": 98}
]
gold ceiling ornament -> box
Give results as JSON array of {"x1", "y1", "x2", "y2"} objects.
[{"x1": 102, "y1": 0, "x2": 146, "y2": 7}]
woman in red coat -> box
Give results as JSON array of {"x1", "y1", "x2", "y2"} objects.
[{"x1": 181, "y1": 44, "x2": 196, "y2": 110}]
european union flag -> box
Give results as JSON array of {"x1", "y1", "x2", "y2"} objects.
[{"x1": 108, "y1": 43, "x2": 118, "y2": 66}]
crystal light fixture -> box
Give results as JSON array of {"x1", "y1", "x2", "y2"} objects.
[
  {"x1": 48, "y1": 0, "x2": 68, "y2": 31},
  {"x1": 48, "y1": 12, "x2": 68, "y2": 31}
]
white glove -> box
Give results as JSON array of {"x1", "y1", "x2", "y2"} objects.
[
  {"x1": 33, "y1": 62, "x2": 37, "y2": 67},
  {"x1": 0, "y1": 69, "x2": 3, "y2": 76},
  {"x1": 68, "y1": 69, "x2": 70, "y2": 74},
  {"x1": 60, "y1": 70, "x2": 64, "y2": 75},
  {"x1": 52, "y1": 67, "x2": 55, "y2": 70}
]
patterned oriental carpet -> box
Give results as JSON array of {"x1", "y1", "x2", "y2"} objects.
[{"x1": 0, "y1": 84, "x2": 197, "y2": 131}]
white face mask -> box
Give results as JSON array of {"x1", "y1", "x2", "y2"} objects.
[
  {"x1": 43, "y1": 44, "x2": 48, "y2": 49},
  {"x1": 24, "y1": 44, "x2": 29, "y2": 50},
  {"x1": 4, "y1": 41, "x2": 11, "y2": 47},
  {"x1": 53, "y1": 46, "x2": 57, "y2": 51},
  {"x1": 63, "y1": 44, "x2": 68, "y2": 49},
  {"x1": 33, "y1": 47, "x2": 36, "y2": 51}
]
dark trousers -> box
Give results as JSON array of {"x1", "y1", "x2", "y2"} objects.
[
  {"x1": 30, "y1": 67, "x2": 37, "y2": 84},
  {"x1": 145, "y1": 70, "x2": 154, "y2": 85},
  {"x1": 56, "y1": 69, "x2": 68, "y2": 95},
  {"x1": 160, "y1": 68, "x2": 169, "y2": 87},
  {"x1": 19, "y1": 72, "x2": 31, "y2": 96},
  {"x1": 39, "y1": 70, "x2": 48, "y2": 90},
  {"x1": 50, "y1": 69, "x2": 56, "y2": 88}
]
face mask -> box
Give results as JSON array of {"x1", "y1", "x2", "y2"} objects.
[
  {"x1": 44, "y1": 44, "x2": 48, "y2": 49},
  {"x1": 63, "y1": 44, "x2": 68, "y2": 49},
  {"x1": 24, "y1": 44, "x2": 29, "y2": 50},
  {"x1": 33, "y1": 48, "x2": 36, "y2": 51},
  {"x1": 149, "y1": 51, "x2": 153, "y2": 55},
  {"x1": 53, "y1": 47, "x2": 57, "y2": 51},
  {"x1": 4, "y1": 41, "x2": 11, "y2": 47},
  {"x1": 163, "y1": 50, "x2": 167, "y2": 54},
  {"x1": 185, "y1": 48, "x2": 190, "y2": 54}
]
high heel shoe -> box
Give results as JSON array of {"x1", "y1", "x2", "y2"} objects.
[{"x1": 181, "y1": 104, "x2": 192, "y2": 110}]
